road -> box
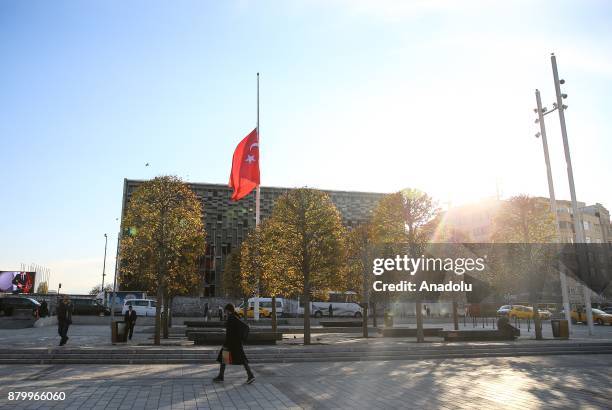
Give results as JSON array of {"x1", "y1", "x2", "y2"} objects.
[{"x1": 0, "y1": 354, "x2": 610, "y2": 409}]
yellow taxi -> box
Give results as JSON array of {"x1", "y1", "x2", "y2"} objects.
[
  {"x1": 236, "y1": 306, "x2": 271, "y2": 319},
  {"x1": 571, "y1": 308, "x2": 612, "y2": 325},
  {"x1": 498, "y1": 305, "x2": 551, "y2": 320}
]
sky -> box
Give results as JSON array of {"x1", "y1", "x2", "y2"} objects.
[{"x1": 1, "y1": 0, "x2": 611, "y2": 293}]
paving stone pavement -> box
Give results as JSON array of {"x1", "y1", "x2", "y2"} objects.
[{"x1": 0, "y1": 354, "x2": 610, "y2": 409}]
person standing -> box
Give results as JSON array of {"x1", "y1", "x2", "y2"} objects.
[
  {"x1": 213, "y1": 304, "x2": 254, "y2": 384},
  {"x1": 124, "y1": 305, "x2": 137, "y2": 341},
  {"x1": 328, "y1": 304, "x2": 333, "y2": 318},
  {"x1": 57, "y1": 295, "x2": 73, "y2": 346}
]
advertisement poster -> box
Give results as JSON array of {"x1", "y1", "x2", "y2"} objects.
[{"x1": 0, "y1": 271, "x2": 36, "y2": 294}]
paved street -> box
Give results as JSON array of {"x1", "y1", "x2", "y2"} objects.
[
  {"x1": 0, "y1": 354, "x2": 610, "y2": 409},
  {"x1": 2, "y1": 320, "x2": 612, "y2": 349}
]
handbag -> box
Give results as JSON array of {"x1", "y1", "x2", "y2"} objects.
[{"x1": 222, "y1": 349, "x2": 233, "y2": 365}]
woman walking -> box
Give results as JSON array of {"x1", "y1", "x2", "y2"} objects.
[{"x1": 213, "y1": 303, "x2": 255, "y2": 384}]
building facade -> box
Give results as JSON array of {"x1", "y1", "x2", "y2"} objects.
[
  {"x1": 120, "y1": 180, "x2": 386, "y2": 296},
  {"x1": 442, "y1": 197, "x2": 612, "y2": 302}
]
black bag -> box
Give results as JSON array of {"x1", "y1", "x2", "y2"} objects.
[{"x1": 240, "y1": 319, "x2": 250, "y2": 341}]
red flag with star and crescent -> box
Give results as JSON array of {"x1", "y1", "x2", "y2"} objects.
[{"x1": 229, "y1": 128, "x2": 260, "y2": 201}]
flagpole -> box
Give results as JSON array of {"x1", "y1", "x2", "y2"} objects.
[
  {"x1": 254, "y1": 72, "x2": 261, "y2": 321},
  {"x1": 256, "y1": 72, "x2": 260, "y2": 226}
]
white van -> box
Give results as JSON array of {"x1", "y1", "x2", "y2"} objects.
[
  {"x1": 245, "y1": 297, "x2": 300, "y2": 318},
  {"x1": 122, "y1": 299, "x2": 157, "y2": 317},
  {"x1": 246, "y1": 297, "x2": 283, "y2": 317},
  {"x1": 297, "y1": 292, "x2": 363, "y2": 318}
]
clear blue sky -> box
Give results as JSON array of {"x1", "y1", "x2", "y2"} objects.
[{"x1": 1, "y1": 0, "x2": 611, "y2": 293}]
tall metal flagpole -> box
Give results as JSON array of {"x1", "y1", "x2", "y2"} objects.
[
  {"x1": 550, "y1": 53, "x2": 593, "y2": 335},
  {"x1": 254, "y1": 72, "x2": 261, "y2": 321},
  {"x1": 535, "y1": 89, "x2": 572, "y2": 335}
]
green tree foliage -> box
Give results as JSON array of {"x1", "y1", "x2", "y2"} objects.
[
  {"x1": 262, "y1": 188, "x2": 347, "y2": 344},
  {"x1": 491, "y1": 195, "x2": 558, "y2": 340},
  {"x1": 492, "y1": 195, "x2": 557, "y2": 243},
  {"x1": 89, "y1": 284, "x2": 113, "y2": 296},
  {"x1": 370, "y1": 189, "x2": 440, "y2": 341},
  {"x1": 120, "y1": 175, "x2": 206, "y2": 344}
]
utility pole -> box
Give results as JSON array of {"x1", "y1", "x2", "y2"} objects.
[
  {"x1": 534, "y1": 89, "x2": 572, "y2": 335},
  {"x1": 550, "y1": 53, "x2": 593, "y2": 334},
  {"x1": 101, "y1": 233, "x2": 108, "y2": 304}
]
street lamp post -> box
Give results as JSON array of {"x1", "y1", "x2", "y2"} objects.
[
  {"x1": 534, "y1": 89, "x2": 572, "y2": 335},
  {"x1": 550, "y1": 53, "x2": 594, "y2": 335},
  {"x1": 110, "y1": 232, "x2": 120, "y2": 325},
  {"x1": 101, "y1": 233, "x2": 108, "y2": 304}
]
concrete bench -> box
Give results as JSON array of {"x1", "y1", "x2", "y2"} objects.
[
  {"x1": 320, "y1": 320, "x2": 362, "y2": 327},
  {"x1": 441, "y1": 330, "x2": 519, "y2": 342},
  {"x1": 184, "y1": 321, "x2": 225, "y2": 328},
  {"x1": 189, "y1": 332, "x2": 283, "y2": 345},
  {"x1": 379, "y1": 327, "x2": 443, "y2": 337}
]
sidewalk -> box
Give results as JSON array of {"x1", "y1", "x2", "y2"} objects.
[{"x1": 0, "y1": 354, "x2": 610, "y2": 409}]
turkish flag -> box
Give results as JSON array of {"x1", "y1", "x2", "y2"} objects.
[{"x1": 229, "y1": 128, "x2": 260, "y2": 201}]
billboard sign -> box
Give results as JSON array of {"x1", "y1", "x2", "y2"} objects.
[{"x1": 0, "y1": 271, "x2": 36, "y2": 294}]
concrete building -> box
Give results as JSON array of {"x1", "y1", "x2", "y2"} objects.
[
  {"x1": 120, "y1": 180, "x2": 385, "y2": 296},
  {"x1": 442, "y1": 197, "x2": 612, "y2": 303},
  {"x1": 442, "y1": 197, "x2": 611, "y2": 245}
]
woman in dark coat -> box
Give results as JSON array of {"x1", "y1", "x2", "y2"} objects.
[{"x1": 214, "y1": 303, "x2": 254, "y2": 384}]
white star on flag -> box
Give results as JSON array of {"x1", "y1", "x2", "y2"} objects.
[{"x1": 245, "y1": 154, "x2": 256, "y2": 164}]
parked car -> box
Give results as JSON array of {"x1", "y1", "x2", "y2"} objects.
[
  {"x1": 121, "y1": 299, "x2": 157, "y2": 317},
  {"x1": 71, "y1": 299, "x2": 110, "y2": 316},
  {"x1": 498, "y1": 305, "x2": 551, "y2": 320},
  {"x1": 497, "y1": 305, "x2": 512, "y2": 316},
  {"x1": 601, "y1": 307, "x2": 612, "y2": 315},
  {"x1": 236, "y1": 305, "x2": 271, "y2": 319},
  {"x1": 569, "y1": 308, "x2": 612, "y2": 325},
  {"x1": 0, "y1": 296, "x2": 41, "y2": 317}
]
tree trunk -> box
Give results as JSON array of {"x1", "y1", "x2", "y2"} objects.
[
  {"x1": 415, "y1": 299, "x2": 424, "y2": 343},
  {"x1": 271, "y1": 295, "x2": 277, "y2": 334},
  {"x1": 362, "y1": 304, "x2": 368, "y2": 338},
  {"x1": 532, "y1": 302, "x2": 543, "y2": 340},
  {"x1": 452, "y1": 299, "x2": 459, "y2": 331},
  {"x1": 168, "y1": 297, "x2": 173, "y2": 328},
  {"x1": 162, "y1": 293, "x2": 169, "y2": 339},
  {"x1": 154, "y1": 286, "x2": 163, "y2": 345},
  {"x1": 303, "y1": 286, "x2": 311, "y2": 345},
  {"x1": 372, "y1": 301, "x2": 377, "y2": 328}
]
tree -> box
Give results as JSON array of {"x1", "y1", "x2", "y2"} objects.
[
  {"x1": 345, "y1": 221, "x2": 377, "y2": 336},
  {"x1": 89, "y1": 284, "x2": 114, "y2": 296},
  {"x1": 263, "y1": 188, "x2": 347, "y2": 344},
  {"x1": 120, "y1": 176, "x2": 206, "y2": 345},
  {"x1": 370, "y1": 189, "x2": 440, "y2": 342},
  {"x1": 36, "y1": 281, "x2": 49, "y2": 294},
  {"x1": 491, "y1": 195, "x2": 557, "y2": 340}
]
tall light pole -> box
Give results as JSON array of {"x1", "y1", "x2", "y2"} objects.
[
  {"x1": 101, "y1": 233, "x2": 108, "y2": 303},
  {"x1": 550, "y1": 53, "x2": 594, "y2": 334},
  {"x1": 534, "y1": 89, "x2": 572, "y2": 335}
]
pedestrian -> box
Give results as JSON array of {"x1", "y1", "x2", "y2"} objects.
[
  {"x1": 39, "y1": 300, "x2": 49, "y2": 318},
  {"x1": 124, "y1": 304, "x2": 137, "y2": 341},
  {"x1": 328, "y1": 304, "x2": 333, "y2": 318},
  {"x1": 426, "y1": 306, "x2": 431, "y2": 317},
  {"x1": 57, "y1": 295, "x2": 73, "y2": 346},
  {"x1": 218, "y1": 305, "x2": 224, "y2": 320},
  {"x1": 213, "y1": 303, "x2": 254, "y2": 384},
  {"x1": 203, "y1": 302, "x2": 209, "y2": 321}
]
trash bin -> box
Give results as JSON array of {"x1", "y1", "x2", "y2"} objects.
[
  {"x1": 384, "y1": 311, "x2": 394, "y2": 328},
  {"x1": 551, "y1": 319, "x2": 569, "y2": 339},
  {"x1": 112, "y1": 320, "x2": 128, "y2": 343}
]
